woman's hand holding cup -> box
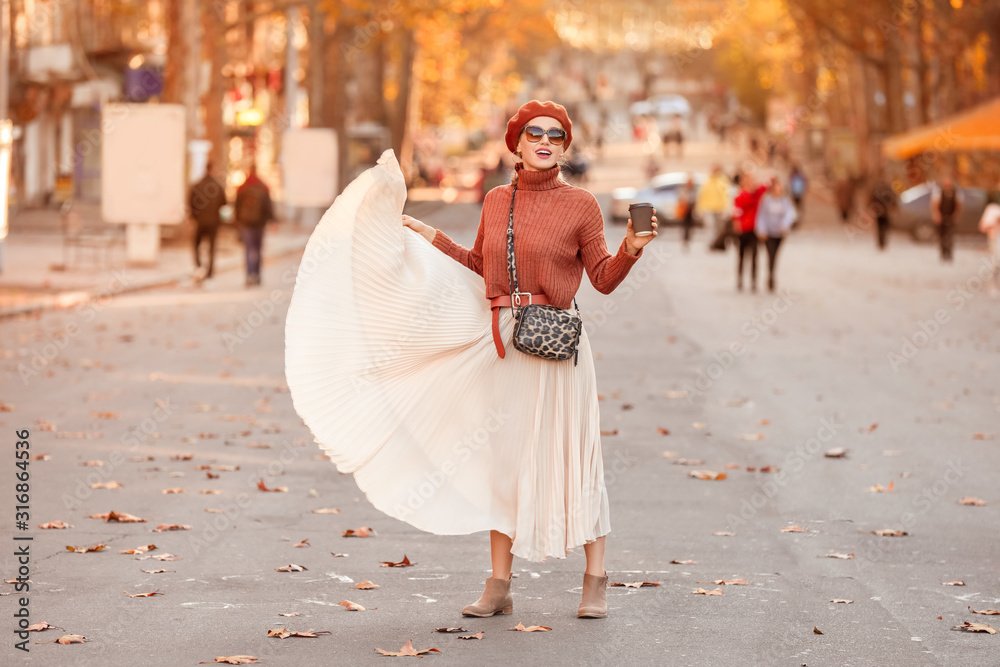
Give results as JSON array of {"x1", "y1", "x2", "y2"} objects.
[{"x1": 625, "y1": 204, "x2": 658, "y2": 255}]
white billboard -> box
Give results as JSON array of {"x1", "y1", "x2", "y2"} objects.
[
  {"x1": 282, "y1": 128, "x2": 338, "y2": 207},
  {"x1": 101, "y1": 104, "x2": 186, "y2": 226}
]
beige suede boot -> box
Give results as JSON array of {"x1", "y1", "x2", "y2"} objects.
[
  {"x1": 577, "y1": 572, "x2": 608, "y2": 618},
  {"x1": 461, "y1": 576, "x2": 513, "y2": 617}
]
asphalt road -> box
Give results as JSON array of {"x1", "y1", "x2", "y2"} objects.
[{"x1": 2, "y1": 175, "x2": 998, "y2": 667}]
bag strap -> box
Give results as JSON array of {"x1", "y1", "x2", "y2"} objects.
[{"x1": 506, "y1": 183, "x2": 520, "y2": 304}]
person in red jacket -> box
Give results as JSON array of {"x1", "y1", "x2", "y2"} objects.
[{"x1": 732, "y1": 173, "x2": 768, "y2": 292}]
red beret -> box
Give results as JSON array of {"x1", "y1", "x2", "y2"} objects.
[{"x1": 504, "y1": 100, "x2": 573, "y2": 153}]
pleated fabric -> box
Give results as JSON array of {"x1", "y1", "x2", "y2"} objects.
[{"x1": 284, "y1": 150, "x2": 610, "y2": 561}]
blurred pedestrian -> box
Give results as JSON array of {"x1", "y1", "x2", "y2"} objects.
[
  {"x1": 698, "y1": 165, "x2": 731, "y2": 251},
  {"x1": 979, "y1": 199, "x2": 1000, "y2": 298},
  {"x1": 662, "y1": 114, "x2": 684, "y2": 157},
  {"x1": 235, "y1": 164, "x2": 274, "y2": 287},
  {"x1": 869, "y1": 173, "x2": 897, "y2": 251},
  {"x1": 733, "y1": 173, "x2": 767, "y2": 292},
  {"x1": 931, "y1": 174, "x2": 962, "y2": 262},
  {"x1": 835, "y1": 174, "x2": 857, "y2": 224},
  {"x1": 678, "y1": 175, "x2": 695, "y2": 251},
  {"x1": 789, "y1": 164, "x2": 807, "y2": 216},
  {"x1": 755, "y1": 179, "x2": 796, "y2": 293},
  {"x1": 188, "y1": 162, "x2": 227, "y2": 281}
]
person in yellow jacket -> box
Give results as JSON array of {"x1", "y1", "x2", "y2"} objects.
[{"x1": 697, "y1": 164, "x2": 732, "y2": 251}]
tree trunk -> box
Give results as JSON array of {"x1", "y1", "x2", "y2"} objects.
[
  {"x1": 323, "y1": 22, "x2": 350, "y2": 192},
  {"x1": 163, "y1": 0, "x2": 183, "y2": 104},
  {"x1": 389, "y1": 29, "x2": 415, "y2": 169},
  {"x1": 307, "y1": 0, "x2": 325, "y2": 128},
  {"x1": 914, "y1": 0, "x2": 931, "y2": 125},
  {"x1": 882, "y1": 29, "x2": 906, "y2": 134},
  {"x1": 201, "y1": 2, "x2": 225, "y2": 174}
]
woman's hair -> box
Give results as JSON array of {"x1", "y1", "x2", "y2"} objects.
[{"x1": 510, "y1": 127, "x2": 569, "y2": 187}]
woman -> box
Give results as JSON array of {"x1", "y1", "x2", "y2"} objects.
[
  {"x1": 678, "y1": 174, "x2": 695, "y2": 252},
  {"x1": 285, "y1": 100, "x2": 656, "y2": 621},
  {"x1": 754, "y1": 179, "x2": 797, "y2": 293}
]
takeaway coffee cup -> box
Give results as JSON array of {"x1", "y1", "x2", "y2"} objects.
[{"x1": 628, "y1": 202, "x2": 655, "y2": 236}]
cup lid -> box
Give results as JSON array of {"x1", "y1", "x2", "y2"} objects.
[{"x1": 628, "y1": 202, "x2": 654, "y2": 209}]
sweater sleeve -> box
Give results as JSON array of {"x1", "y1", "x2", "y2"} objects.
[
  {"x1": 578, "y1": 197, "x2": 641, "y2": 294},
  {"x1": 431, "y1": 223, "x2": 485, "y2": 277}
]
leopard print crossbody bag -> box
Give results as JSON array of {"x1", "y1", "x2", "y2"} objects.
[{"x1": 506, "y1": 184, "x2": 582, "y2": 365}]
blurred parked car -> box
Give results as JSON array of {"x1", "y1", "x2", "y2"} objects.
[
  {"x1": 611, "y1": 172, "x2": 737, "y2": 225},
  {"x1": 895, "y1": 183, "x2": 987, "y2": 242},
  {"x1": 629, "y1": 94, "x2": 692, "y2": 118}
]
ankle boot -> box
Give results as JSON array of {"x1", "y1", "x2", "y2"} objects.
[
  {"x1": 577, "y1": 572, "x2": 608, "y2": 618},
  {"x1": 462, "y1": 576, "x2": 513, "y2": 617}
]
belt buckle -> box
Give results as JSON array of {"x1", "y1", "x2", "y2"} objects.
[{"x1": 512, "y1": 292, "x2": 532, "y2": 307}]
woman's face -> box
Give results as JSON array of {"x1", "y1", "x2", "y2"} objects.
[{"x1": 517, "y1": 116, "x2": 566, "y2": 171}]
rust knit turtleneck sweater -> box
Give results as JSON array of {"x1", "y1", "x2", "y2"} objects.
[{"x1": 431, "y1": 166, "x2": 642, "y2": 309}]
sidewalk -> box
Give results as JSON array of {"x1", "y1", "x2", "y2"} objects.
[{"x1": 0, "y1": 214, "x2": 314, "y2": 319}]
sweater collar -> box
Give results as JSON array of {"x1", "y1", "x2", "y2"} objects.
[{"x1": 516, "y1": 165, "x2": 564, "y2": 191}]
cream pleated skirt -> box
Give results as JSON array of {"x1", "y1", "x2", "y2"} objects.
[{"x1": 284, "y1": 150, "x2": 610, "y2": 561}]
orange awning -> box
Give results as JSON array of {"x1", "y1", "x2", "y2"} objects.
[{"x1": 882, "y1": 97, "x2": 1000, "y2": 160}]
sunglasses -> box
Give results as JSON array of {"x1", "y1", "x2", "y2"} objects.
[{"x1": 523, "y1": 125, "x2": 567, "y2": 145}]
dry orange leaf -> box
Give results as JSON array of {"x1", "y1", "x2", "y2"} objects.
[
  {"x1": 688, "y1": 470, "x2": 726, "y2": 480},
  {"x1": 39, "y1": 521, "x2": 72, "y2": 529},
  {"x1": 311, "y1": 508, "x2": 341, "y2": 514},
  {"x1": 942, "y1": 580, "x2": 966, "y2": 586},
  {"x1": 864, "y1": 423, "x2": 878, "y2": 433},
  {"x1": 275, "y1": 564, "x2": 307, "y2": 572},
  {"x1": 599, "y1": 429, "x2": 619, "y2": 436},
  {"x1": 124, "y1": 589, "x2": 162, "y2": 597},
  {"x1": 162, "y1": 488, "x2": 184, "y2": 494},
  {"x1": 120, "y1": 545, "x2": 157, "y2": 554},
  {"x1": 90, "y1": 481, "x2": 122, "y2": 489},
  {"x1": 356, "y1": 580, "x2": 379, "y2": 590},
  {"x1": 824, "y1": 553, "x2": 855, "y2": 560},
  {"x1": 91, "y1": 411, "x2": 120, "y2": 419},
  {"x1": 256, "y1": 479, "x2": 288, "y2": 492},
  {"x1": 656, "y1": 427, "x2": 670, "y2": 435},
  {"x1": 343, "y1": 526, "x2": 376, "y2": 538},
  {"x1": 434, "y1": 628, "x2": 466, "y2": 633},
  {"x1": 278, "y1": 612, "x2": 299, "y2": 617},
  {"x1": 171, "y1": 454, "x2": 195, "y2": 461},
  {"x1": 692, "y1": 422, "x2": 707, "y2": 429},
  {"x1": 458, "y1": 632, "x2": 483, "y2": 640},
  {"x1": 814, "y1": 626, "x2": 824, "y2": 634},
  {"x1": 200, "y1": 490, "x2": 222, "y2": 495},
  {"x1": 971, "y1": 433, "x2": 995, "y2": 440},
  {"x1": 198, "y1": 657, "x2": 259, "y2": 665},
  {"x1": 725, "y1": 463, "x2": 740, "y2": 469},
  {"x1": 375, "y1": 640, "x2": 441, "y2": 656},
  {"x1": 338, "y1": 600, "x2": 366, "y2": 611},
  {"x1": 35, "y1": 634, "x2": 87, "y2": 645},
  {"x1": 65, "y1": 543, "x2": 106, "y2": 553},
  {"x1": 692, "y1": 588, "x2": 724, "y2": 596},
  {"x1": 25, "y1": 622, "x2": 63, "y2": 632},
  {"x1": 673, "y1": 458, "x2": 705, "y2": 466},
  {"x1": 81, "y1": 460, "x2": 104, "y2": 467},
  {"x1": 152, "y1": 524, "x2": 191, "y2": 532},
  {"x1": 330, "y1": 553, "x2": 348, "y2": 558},
  {"x1": 293, "y1": 539, "x2": 310, "y2": 548},
  {"x1": 508, "y1": 622, "x2": 552, "y2": 632},
  {"x1": 866, "y1": 481, "x2": 895, "y2": 493},
  {"x1": 830, "y1": 599, "x2": 854, "y2": 604},
  {"x1": 871, "y1": 529, "x2": 907, "y2": 537},
  {"x1": 141, "y1": 569, "x2": 172, "y2": 574},
  {"x1": 670, "y1": 559, "x2": 696, "y2": 565},
  {"x1": 206, "y1": 472, "x2": 220, "y2": 479},
  {"x1": 969, "y1": 607, "x2": 1000, "y2": 615},
  {"x1": 781, "y1": 526, "x2": 806, "y2": 533},
  {"x1": 742, "y1": 433, "x2": 765, "y2": 441},
  {"x1": 89, "y1": 511, "x2": 147, "y2": 523},
  {"x1": 959, "y1": 497, "x2": 986, "y2": 506},
  {"x1": 379, "y1": 555, "x2": 415, "y2": 568},
  {"x1": 710, "y1": 578, "x2": 750, "y2": 585},
  {"x1": 953, "y1": 622, "x2": 996, "y2": 634},
  {"x1": 267, "y1": 628, "x2": 331, "y2": 638},
  {"x1": 609, "y1": 581, "x2": 660, "y2": 588}
]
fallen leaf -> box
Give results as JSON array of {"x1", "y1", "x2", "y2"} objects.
[
  {"x1": 198, "y1": 657, "x2": 259, "y2": 665},
  {"x1": 293, "y1": 539, "x2": 310, "y2": 548},
  {"x1": 311, "y1": 508, "x2": 341, "y2": 514},
  {"x1": 688, "y1": 470, "x2": 726, "y2": 480},
  {"x1": 952, "y1": 622, "x2": 996, "y2": 634},
  {"x1": 664, "y1": 390, "x2": 687, "y2": 398},
  {"x1": 338, "y1": 600, "x2": 366, "y2": 611},
  {"x1": 865, "y1": 481, "x2": 895, "y2": 493},
  {"x1": 959, "y1": 497, "x2": 986, "y2": 506},
  {"x1": 170, "y1": 454, "x2": 195, "y2": 461},
  {"x1": 824, "y1": 447, "x2": 848, "y2": 458},
  {"x1": 863, "y1": 423, "x2": 878, "y2": 433},
  {"x1": 661, "y1": 451, "x2": 678, "y2": 458},
  {"x1": 434, "y1": 628, "x2": 466, "y2": 633},
  {"x1": 692, "y1": 588, "x2": 724, "y2": 596},
  {"x1": 343, "y1": 527, "x2": 376, "y2": 538},
  {"x1": 969, "y1": 607, "x2": 1000, "y2": 615},
  {"x1": 971, "y1": 433, "x2": 995, "y2": 440},
  {"x1": 31, "y1": 453, "x2": 51, "y2": 461},
  {"x1": 621, "y1": 403, "x2": 634, "y2": 411},
  {"x1": 206, "y1": 472, "x2": 220, "y2": 479},
  {"x1": 119, "y1": 545, "x2": 157, "y2": 554},
  {"x1": 81, "y1": 460, "x2": 104, "y2": 466},
  {"x1": 781, "y1": 526, "x2": 806, "y2": 533},
  {"x1": 278, "y1": 612, "x2": 299, "y2": 617},
  {"x1": 824, "y1": 553, "x2": 855, "y2": 560},
  {"x1": 725, "y1": 463, "x2": 741, "y2": 469},
  {"x1": 65, "y1": 543, "x2": 107, "y2": 553},
  {"x1": 599, "y1": 429, "x2": 619, "y2": 436},
  {"x1": 38, "y1": 521, "x2": 72, "y2": 529},
  {"x1": 35, "y1": 634, "x2": 87, "y2": 645},
  {"x1": 942, "y1": 580, "x2": 966, "y2": 586},
  {"x1": 830, "y1": 599, "x2": 853, "y2": 604},
  {"x1": 141, "y1": 569, "x2": 172, "y2": 574},
  {"x1": 200, "y1": 490, "x2": 222, "y2": 495},
  {"x1": 25, "y1": 622, "x2": 63, "y2": 632},
  {"x1": 379, "y1": 555, "x2": 415, "y2": 568},
  {"x1": 758, "y1": 419, "x2": 771, "y2": 425},
  {"x1": 151, "y1": 553, "x2": 181, "y2": 561},
  {"x1": 712, "y1": 531, "x2": 734, "y2": 537},
  {"x1": 871, "y1": 529, "x2": 907, "y2": 537},
  {"x1": 507, "y1": 622, "x2": 552, "y2": 632},
  {"x1": 161, "y1": 488, "x2": 184, "y2": 494},
  {"x1": 692, "y1": 422, "x2": 707, "y2": 429},
  {"x1": 330, "y1": 553, "x2": 348, "y2": 558},
  {"x1": 256, "y1": 479, "x2": 288, "y2": 492},
  {"x1": 458, "y1": 632, "x2": 483, "y2": 640},
  {"x1": 124, "y1": 589, "x2": 162, "y2": 597},
  {"x1": 375, "y1": 640, "x2": 441, "y2": 656},
  {"x1": 89, "y1": 511, "x2": 147, "y2": 523},
  {"x1": 656, "y1": 427, "x2": 670, "y2": 435},
  {"x1": 742, "y1": 433, "x2": 765, "y2": 441},
  {"x1": 610, "y1": 581, "x2": 661, "y2": 588},
  {"x1": 673, "y1": 458, "x2": 705, "y2": 466},
  {"x1": 152, "y1": 524, "x2": 191, "y2": 532},
  {"x1": 275, "y1": 564, "x2": 308, "y2": 572},
  {"x1": 90, "y1": 481, "x2": 123, "y2": 489},
  {"x1": 267, "y1": 628, "x2": 331, "y2": 638},
  {"x1": 205, "y1": 509, "x2": 224, "y2": 513},
  {"x1": 356, "y1": 580, "x2": 380, "y2": 589},
  {"x1": 813, "y1": 626, "x2": 824, "y2": 634},
  {"x1": 670, "y1": 559, "x2": 696, "y2": 565},
  {"x1": 91, "y1": 411, "x2": 120, "y2": 419},
  {"x1": 710, "y1": 578, "x2": 749, "y2": 585}
]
